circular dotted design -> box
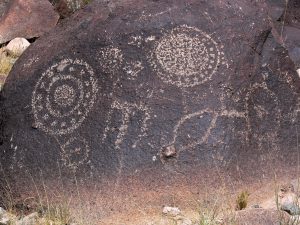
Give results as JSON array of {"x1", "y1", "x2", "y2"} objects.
[
  {"x1": 150, "y1": 25, "x2": 224, "y2": 87},
  {"x1": 32, "y1": 58, "x2": 98, "y2": 135},
  {"x1": 61, "y1": 137, "x2": 90, "y2": 170},
  {"x1": 98, "y1": 46, "x2": 123, "y2": 74}
]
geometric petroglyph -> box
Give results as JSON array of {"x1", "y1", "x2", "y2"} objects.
[
  {"x1": 98, "y1": 46, "x2": 124, "y2": 74},
  {"x1": 160, "y1": 108, "x2": 247, "y2": 159},
  {"x1": 60, "y1": 137, "x2": 90, "y2": 170},
  {"x1": 32, "y1": 58, "x2": 98, "y2": 136},
  {"x1": 150, "y1": 25, "x2": 225, "y2": 87}
]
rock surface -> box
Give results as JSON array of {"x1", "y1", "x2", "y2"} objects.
[
  {"x1": 0, "y1": 0, "x2": 59, "y2": 44},
  {"x1": 229, "y1": 209, "x2": 290, "y2": 225},
  {"x1": 278, "y1": 183, "x2": 300, "y2": 215},
  {"x1": 15, "y1": 213, "x2": 38, "y2": 225},
  {"x1": 1, "y1": 0, "x2": 300, "y2": 223},
  {"x1": 50, "y1": 0, "x2": 92, "y2": 18},
  {"x1": 0, "y1": 0, "x2": 9, "y2": 18}
]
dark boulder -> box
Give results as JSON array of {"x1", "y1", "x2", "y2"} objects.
[
  {"x1": 0, "y1": 0, "x2": 59, "y2": 44},
  {"x1": 1, "y1": 0, "x2": 300, "y2": 223}
]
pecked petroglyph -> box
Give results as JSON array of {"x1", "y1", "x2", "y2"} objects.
[
  {"x1": 123, "y1": 60, "x2": 144, "y2": 80},
  {"x1": 59, "y1": 137, "x2": 90, "y2": 171},
  {"x1": 128, "y1": 35, "x2": 143, "y2": 47},
  {"x1": 102, "y1": 99, "x2": 151, "y2": 150},
  {"x1": 32, "y1": 58, "x2": 98, "y2": 136},
  {"x1": 245, "y1": 82, "x2": 281, "y2": 149},
  {"x1": 98, "y1": 46, "x2": 124, "y2": 74},
  {"x1": 150, "y1": 25, "x2": 226, "y2": 87},
  {"x1": 158, "y1": 105, "x2": 248, "y2": 162}
]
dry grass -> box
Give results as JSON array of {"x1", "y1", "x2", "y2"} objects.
[
  {"x1": 0, "y1": 53, "x2": 14, "y2": 75},
  {"x1": 235, "y1": 191, "x2": 249, "y2": 211}
]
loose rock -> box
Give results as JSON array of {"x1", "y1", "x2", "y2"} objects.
[
  {"x1": 162, "y1": 206, "x2": 181, "y2": 217},
  {"x1": 226, "y1": 209, "x2": 290, "y2": 225},
  {"x1": 0, "y1": 208, "x2": 17, "y2": 225},
  {"x1": 277, "y1": 183, "x2": 300, "y2": 215},
  {"x1": 5, "y1": 38, "x2": 30, "y2": 57},
  {"x1": 16, "y1": 212, "x2": 38, "y2": 225}
]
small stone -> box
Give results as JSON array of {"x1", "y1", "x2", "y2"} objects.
[
  {"x1": 297, "y1": 69, "x2": 300, "y2": 78},
  {"x1": 162, "y1": 145, "x2": 177, "y2": 158},
  {"x1": 226, "y1": 209, "x2": 290, "y2": 225},
  {"x1": 177, "y1": 218, "x2": 193, "y2": 225},
  {"x1": 162, "y1": 206, "x2": 181, "y2": 216},
  {"x1": 0, "y1": 209, "x2": 17, "y2": 225},
  {"x1": 0, "y1": 207, "x2": 5, "y2": 215},
  {"x1": 280, "y1": 193, "x2": 300, "y2": 215},
  {"x1": 279, "y1": 184, "x2": 300, "y2": 215},
  {"x1": 5, "y1": 38, "x2": 30, "y2": 57},
  {"x1": 251, "y1": 204, "x2": 261, "y2": 209},
  {"x1": 16, "y1": 212, "x2": 38, "y2": 225}
]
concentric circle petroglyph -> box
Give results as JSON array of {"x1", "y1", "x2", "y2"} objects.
[
  {"x1": 61, "y1": 137, "x2": 90, "y2": 170},
  {"x1": 32, "y1": 58, "x2": 98, "y2": 135},
  {"x1": 150, "y1": 25, "x2": 224, "y2": 87}
]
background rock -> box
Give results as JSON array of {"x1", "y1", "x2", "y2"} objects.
[
  {"x1": 228, "y1": 209, "x2": 290, "y2": 225},
  {"x1": 50, "y1": 0, "x2": 92, "y2": 18},
  {"x1": 0, "y1": 0, "x2": 59, "y2": 44},
  {"x1": 0, "y1": 0, "x2": 9, "y2": 18}
]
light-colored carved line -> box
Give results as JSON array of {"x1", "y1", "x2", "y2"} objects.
[{"x1": 245, "y1": 81, "x2": 281, "y2": 146}]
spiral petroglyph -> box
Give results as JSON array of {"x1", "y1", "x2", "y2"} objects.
[
  {"x1": 61, "y1": 137, "x2": 90, "y2": 170},
  {"x1": 150, "y1": 25, "x2": 225, "y2": 87},
  {"x1": 32, "y1": 58, "x2": 98, "y2": 136}
]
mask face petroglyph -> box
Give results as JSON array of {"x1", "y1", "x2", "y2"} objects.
[
  {"x1": 32, "y1": 58, "x2": 98, "y2": 136},
  {"x1": 150, "y1": 25, "x2": 225, "y2": 87}
]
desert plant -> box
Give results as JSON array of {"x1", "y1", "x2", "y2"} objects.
[{"x1": 235, "y1": 191, "x2": 249, "y2": 210}]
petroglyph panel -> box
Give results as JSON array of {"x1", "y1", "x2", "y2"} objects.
[
  {"x1": 32, "y1": 59, "x2": 98, "y2": 136},
  {"x1": 150, "y1": 25, "x2": 225, "y2": 87},
  {"x1": 2, "y1": 1, "x2": 300, "y2": 220}
]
